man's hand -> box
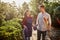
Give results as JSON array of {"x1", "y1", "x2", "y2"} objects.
[{"x1": 48, "y1": 24, "x2": 51, "y2": 31}]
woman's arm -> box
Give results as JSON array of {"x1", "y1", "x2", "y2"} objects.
[
  {"x1": 22, "y1": 18, "x2": 27, "y2": 28},
  {"x1": 36, "y1": 14, "x2": 40, "y2": 26},
  {"x1": 48, "y1": 15, "x2": 52, "y2": 30}
]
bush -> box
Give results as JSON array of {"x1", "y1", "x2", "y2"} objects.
[
  {"x1": 52, "y1": 6, "x2": 60, "y2": 29},
  {"x1": 0, "y1": 18, "x2": 23, "y2": 40}
]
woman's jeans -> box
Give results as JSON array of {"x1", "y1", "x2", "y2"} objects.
[
  {"x1": 24, "y1": 37, "x2": 30, "y2": 40},
  {"x1": 23, "y1": 28, "x2": 31, "y2": 40}
]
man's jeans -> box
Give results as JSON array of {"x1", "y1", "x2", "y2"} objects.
[{"x1": 37, "y1": 30, "x2": 47, "y2": 40}]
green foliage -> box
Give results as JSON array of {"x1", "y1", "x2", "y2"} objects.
[
  {"x1": 45, "y1": 2, "x2": 60, "y2": 16},
  {"x1": 0, "y1": 18, "x2": 23, "y2": 40},
  {"x1": 55, "y1": 6, "x2": 60, "y2": 14},
  {"x1": 30, "y1": 0, "x2": 41, "y2": 14},
  {"x1": 52, "y1": 6, "x2": 60, "y2": 28},
  {"x1": 18, "y1": 2, "x2": 29, "y2": 19},
  {"x1": 30, "y1": 0, "x2": 60, "y2": 16},
  {"x1": 0, "y1": 2, "x2": 23, "y2": 40}
]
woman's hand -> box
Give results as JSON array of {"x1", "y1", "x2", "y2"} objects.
[
  {"x1": 23, "y1": 25, "x2": 27, "y2": 28},
  {"x1": 32, "y1": 23, "x2": 35, "y2": 27}
]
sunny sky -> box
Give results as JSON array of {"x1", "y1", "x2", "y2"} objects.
[{"x1": 1, "y1": 0, "x2": 31, "y2": 6}]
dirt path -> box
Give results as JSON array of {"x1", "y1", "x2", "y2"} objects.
[{"x1": 30, "y1": 29, "x2": 51, "y2": 40}]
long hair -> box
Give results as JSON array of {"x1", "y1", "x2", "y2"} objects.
[
  {"x1": 24, "y1": 9, "x2": 30, "y2": 18},
  {"x1": 22, "y1": 9, "x2": 29, "y2": 26}
]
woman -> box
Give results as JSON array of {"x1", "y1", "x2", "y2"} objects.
[{"x1": 22, "y1": 9, "x2": 33, "y2": 40}]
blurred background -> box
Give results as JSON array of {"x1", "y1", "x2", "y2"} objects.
[{"x1": 0, "y1": 0, "x2": 60, "y2": 40}]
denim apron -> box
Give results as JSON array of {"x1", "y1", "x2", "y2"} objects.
[{"x1": 24, "y1": 17, "x2": 32, "y2": 37}]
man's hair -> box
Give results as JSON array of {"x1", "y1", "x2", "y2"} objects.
[
  {"x1": 39, "y1": 5, "x2": 45, "y2": 9},
  {"x1": 40, "y1": 5, "x2": 45, "y2": 8}
]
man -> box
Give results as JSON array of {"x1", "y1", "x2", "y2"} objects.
[{"x1": 36, "y1": 5, "x2": 51, "y2": 40}]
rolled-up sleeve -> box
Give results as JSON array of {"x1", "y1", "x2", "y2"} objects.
[
  {"x1": 36, "y1": 14, "x2": 40, "y2": 26},
  {"x1": 48, "y1": 15, "x2": 51, "y2": 26}
]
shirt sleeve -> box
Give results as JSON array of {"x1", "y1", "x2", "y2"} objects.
[
  {"x1": 48, "y1": 15, "x2": 51, "y2": 26},
  {"x1": 22, "y1": 18, "x2": 26, "y2": 25},
  {"x1": 36, "y1": 14, "x2": 40, "y2": 26}
]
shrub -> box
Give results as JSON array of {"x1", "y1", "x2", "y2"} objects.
[
  {"x1": 0, "y1": 18, "x2": 23, "y2": 40},
  {"x1": 52, "y1": 6, "x2": 60, "y2": 29}
]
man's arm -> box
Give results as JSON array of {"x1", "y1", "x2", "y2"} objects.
[
  {"x1": 36, "y1": 14, "x2": 40, "y2": 26},
  {"x1": 48, "y1": 15, "x2": 52, "y2": 30}
]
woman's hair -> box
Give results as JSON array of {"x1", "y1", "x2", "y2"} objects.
[{"x1": 24, "y1": 9, "x2": 30, "y2": 17}]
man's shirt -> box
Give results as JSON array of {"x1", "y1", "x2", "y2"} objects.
[{"x1": 36, "y1": 12, "x2": 51, "y2": 31}]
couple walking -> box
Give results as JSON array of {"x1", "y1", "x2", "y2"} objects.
[{"x1": 22, "y1": 5, "x2": 51, "y2": 40}]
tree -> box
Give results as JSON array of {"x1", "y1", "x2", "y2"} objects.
[
  {"x1": 30, "y1": 0, "x2": 44, "y2": 15},
  {"x1": 18, "y1": 2, "x2": 29, "y2": 19},
  {"x1": 52, "y1": 6, "x2": 60, "y2": 28},
  {"x1": 3, "y1": 2, "x2": 18, "y2": 20},
  {"x1": 22, "y1": 2, "x2": 29, "y2": 15},
  {"x1": 0, "y1": 2, "x2": 8, "y2": 26},
  {"x1": 22, "y1": 2, "x2": 29, "y2": 11},
  {"x1": 0, "y1": 1, "x2": 23, "y2": 40}
]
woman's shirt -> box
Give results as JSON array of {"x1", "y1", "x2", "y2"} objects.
[{"x1": 22, "y1": 16, "x2": 33, "y2": 28}]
